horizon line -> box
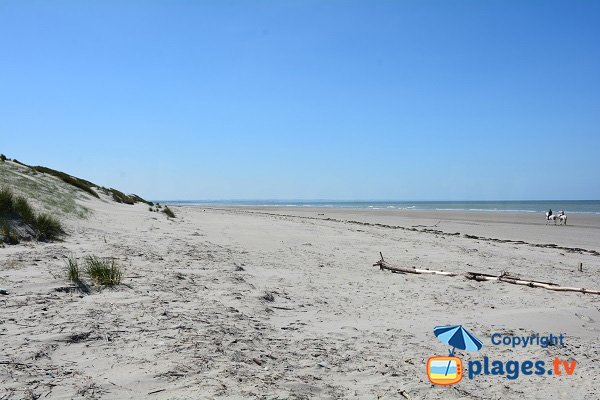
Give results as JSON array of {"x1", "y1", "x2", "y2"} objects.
[{"x1": 152, "y1": 199, "x2": 600, "y2": 202}]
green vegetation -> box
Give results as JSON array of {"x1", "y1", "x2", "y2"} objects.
[
  {"x1": 104, "y1": 187, "x2": 136, "y2": 204},
  {"x1": 1, "y1": 224, "x2": 19, "y2": 244},
  {"x1": 0, "y1": 154, "x2": 6, "y2": 162},
  {"x1": 35, "y1": 213, "x2": 65, "y2": 240},
  {"x1": 0, "y1": 186, "x2": 65, "y2": 243},
  {"x1": 1, "y1": 153, "x2": 149, "y2": 231},
  {"x1": 66, "y1": 255, "x2": 80, "y2": 282},
  {"x1": 1, "y1": 161, "x2": 90, "y2": 218},
  {"x1": 32, "y1": 166, "x2": 100, "y2": 198},
  {"x1": 104, "y1": 189, "x2": 152, "y2": 205},
  {"x1": 13, "y1": 196, "x2": 36, "y2": 225},
  {"x1": 0, "y1": 186, "x2": 13, "y2": 216},
  {"x1": 85, "y1": 255, "x2": 123, "y2": 286},
  {"x1": 163, "y1": 206, "x2": 175, "y2": 218},
  {"x1": 31, "y1": 164, "x2": 152, "y2": 205}
]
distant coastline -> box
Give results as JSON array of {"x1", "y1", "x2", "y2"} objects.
[{"x1": 159, "y1": 200, "x2": 600, "y2": 214}]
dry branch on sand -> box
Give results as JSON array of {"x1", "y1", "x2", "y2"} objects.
[{"x1": 373, "y1": 253, "x2": 600, "y2": 295}]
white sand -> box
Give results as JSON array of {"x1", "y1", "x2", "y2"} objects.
[{"x1": 1, "y1": 200, "x2": 599, "y2": 399}]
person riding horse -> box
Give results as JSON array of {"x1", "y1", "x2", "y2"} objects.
[{"x1": 548, "y1": 209, "x2": 553, "y2": 217}]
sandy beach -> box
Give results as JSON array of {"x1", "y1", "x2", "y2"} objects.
[
  {"x1": 2, "y1": 198, "x2": 599, "y2": 399},
  {"x1": 3, "y1": 2, "x2": 600, "y2": 398}
]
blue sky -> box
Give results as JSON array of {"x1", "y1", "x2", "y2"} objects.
[{"x1": 1, "y1": 1, "x2": 599, "y2": 200}]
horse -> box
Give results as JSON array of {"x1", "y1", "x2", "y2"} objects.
[
  {"x1": 559, "y1": 212, "x2": 567, "y2": 225},
  {"x1": 546, "y1": 212, "x2": 558, "y2": 225}
]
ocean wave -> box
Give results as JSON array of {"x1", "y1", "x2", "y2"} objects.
[{"x1": 162, "y1": 200, "x2": 600, "y2": 214}]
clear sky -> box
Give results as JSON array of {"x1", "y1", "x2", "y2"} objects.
[{"x1": 1, "y1": 1, "x2": 599, "y2": 200}]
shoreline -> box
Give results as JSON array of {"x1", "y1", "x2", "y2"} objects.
[
  {"x1": 160, "y1": 201, "x2": 600, "y2": 215},
  {"x1": 184, "y1": 206, "x2": 600, "y2": 252}
]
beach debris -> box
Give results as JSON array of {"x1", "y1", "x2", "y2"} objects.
[
  {"x1": 373, "y1": 253, "x2": 600, "y2": 295},
  {"x1": 66, "y1": 331, "x2": 93, "y2": 343},
  {"x1": 317, "y1": 361, "x2": 332, "y2": 369},
  {"x1": 579, "y1": 262, "x2": 583, "y2": 272},
  {"x1": 261, "y1": 291, "x2": 275, "y2": 302},
  {"x1": 400, "y1": 390, "x2": 412, "y2": 399},
  {"x1": 252, "y1": 357, "x2": 263, "y2": 366},
  {"x1": 234, "y1": 264, "x2": 245, "y2": 271},
  {"x1": 0, "y1": 288, "x2": 8, "y2": 295},
  {"x1": 374, "y1": 253, "x2": 458, "y2": 277}
]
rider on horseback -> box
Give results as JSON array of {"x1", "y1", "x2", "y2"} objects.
[{"x1": 548, "y1": 209, "x2": 553, "y2": 217}]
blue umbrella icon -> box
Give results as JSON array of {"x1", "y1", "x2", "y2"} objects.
[{"x1": 433, "y1": 325, "x2": 483, "y2": 375}]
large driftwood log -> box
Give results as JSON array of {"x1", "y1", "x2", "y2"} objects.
[{"x1": 373, "y1": 253, "x2": 600, "y2": 295}]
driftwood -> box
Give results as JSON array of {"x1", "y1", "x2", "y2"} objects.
[
  {"x1": 374, "y1": 253, "x2": 458, "y2": 277},
  {"x1": 373, "y1": 253, "x2": 600, "y2": 295}
]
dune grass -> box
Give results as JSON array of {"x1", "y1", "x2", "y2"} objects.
[
  {"x1": 1, "y1": 161, "x2": 91, "y2": 218},
  {"x1": 1, "y1": 224, "x2": 19, "y2": 244},
  {"x1": 66, "y1": 255, "x2": 80, "y2": 282},
  {"x1": 35, "y1": 213, "x2": 65, "y2": 241},
  {"x1": 0, "y1": 186, "x2": 14, "y2": 217},
  {"x1": 31, "y1": 166, "x2": 100, "y2": 198},
  {"x1": 0, "y1": 186, "x2": 65, "y2": 242},
  {"x1": 13, "y1": 196, "x2": 36, "y2": 225},
  {"x1": 106, "y1": 188, "x2": 135, "y2": 204},
  {"x1": 85, "y1": 255, "x2": 123, "y2": 286}
]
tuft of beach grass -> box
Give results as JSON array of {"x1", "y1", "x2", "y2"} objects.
[
  {"x1": 35, "y1": 213, "x2": 65, "y2": 241},
  {"x1": 66, "y1": 255, "x2": 80, "y2": 282},
  {"x1": 85, "y1": 255, "x2": 123, "y2": 286}
]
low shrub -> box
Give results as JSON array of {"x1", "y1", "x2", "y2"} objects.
[
  {"x1": 85, "y1": 256, "x2": 123, "y2": 285},
  {"x1": 0, "y1": 154, "x2": 6, "y2": 162}
]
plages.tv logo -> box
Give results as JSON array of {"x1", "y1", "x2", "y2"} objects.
[
  {"x1": 427, "y1": 325, "x2": 482, "y2": 385},
  {"x1": 427, "y1": 325, "x2": 577, "y2": 385}
]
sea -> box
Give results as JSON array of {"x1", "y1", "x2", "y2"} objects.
[{"x1": 161, "y1": 200, "x2": 600, "y2": 214}]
